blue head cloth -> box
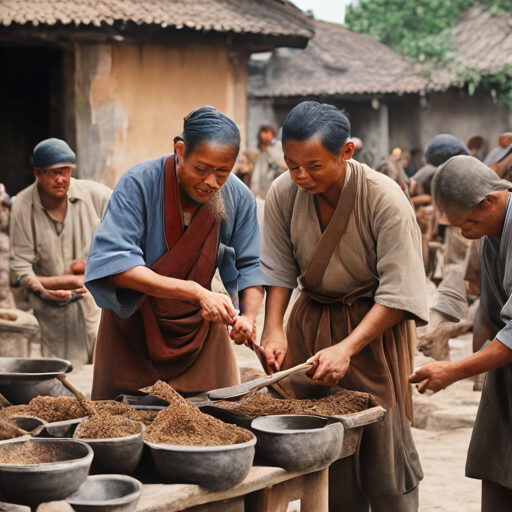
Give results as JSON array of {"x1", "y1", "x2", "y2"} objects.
[
  {"x1": 426, "y1": 134, "x2": 470, "y2": 167},
  {"x1": 31, "y1": 138, "x2": 76, "y2": 169}
]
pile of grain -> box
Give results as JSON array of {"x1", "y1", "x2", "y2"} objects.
[
  {"x1": 143, "y1": 381, "x2": 252, "y2": 447},
  {"x1": 0, "y1": 419, "x2": 27, "y2": 441},
  {"x1": 1, "y1": 397, "x2": 157, "y2": 425},
  {"x1": 215, "y1": 387, "x2": 370, "y2": 417},
  {"x1": 0, "y1": 442, "x2": 70, "y2": 464},
  {"x1": 73, "y1": 415, "x2": 141, "y2": 440}
]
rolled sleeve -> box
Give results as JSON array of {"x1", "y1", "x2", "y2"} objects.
[
  {"x1": 497, "y1": 295, "x2": 512, "y2": 350},
  {"x1": 373, "y1": 191, "x2": 429, "y2": 325},
  {"x1": 227, "y1": 186, "x2": 265, "y2": 292},
  {"x1": 9, "y1": 198, "x2": 37, "y2": 281}
]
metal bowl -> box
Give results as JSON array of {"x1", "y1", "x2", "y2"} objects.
[
  {"x1": 66, "y1": 475, "x2": 142, "y2": 512},
  {"x1": 145, "y1": 433, "x2": 256, "y2": 491},
  {"x1": 0, "y1": 437, "x2": 93, "y2": 507},
  {"x1": 0, "y1": 357, "x2": 73, "y2": 404},
  {"x1": 251, "y1": 415, "x2": 343, "y2": 472},
  {"x1": 9, "y1": 416, "x2": 47, "y2": 436}
]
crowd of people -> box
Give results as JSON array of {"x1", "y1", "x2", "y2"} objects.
[{"x1": 5, "y1": 102, "x2": 512, "y2": 511}]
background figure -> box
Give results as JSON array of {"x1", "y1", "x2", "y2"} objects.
[
  {"x1": 466, "y1": 135, "x2": 486, "y2": 161},
  {"x1": 375, "y1": 147, "x2": 410, "y2": 195},
  {"x1": 416, "y1": 135, "x2": 472, "y2": 360},
  {"x1": 234, "y1": 150, "x2": 255, "y2": 188},
  {"x1": 250, "y1": 125, "x2": 287, "y2": 199},
  {"x1": 483, "y1": 132, "x2": 512, "y2": 166},
  {"x1": 10, "y1": 139, "x2": 111, "y2": 366}
]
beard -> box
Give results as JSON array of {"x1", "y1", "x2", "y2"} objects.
[{"x1": 207, "y1": 190, "x2": 227, "y2": 221}]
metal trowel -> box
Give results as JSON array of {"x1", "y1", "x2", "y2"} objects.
[{"x1": 206, "y1": 362, "x2": 313, "y2": 401}]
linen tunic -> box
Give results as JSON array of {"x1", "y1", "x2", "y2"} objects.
[
  {"x1": 261, "y1": 161, "x2": 428, "y2": 323},
  {"x1": 10, "y1": 178, "x2": 111, "y2": 365},
  {"x1": 261, "y1": 160, "x2": 429, "y2": 497}
]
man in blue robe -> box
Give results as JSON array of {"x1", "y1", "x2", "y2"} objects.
[{"x1": 85, "y1": 107, "x2": 265, "y2": 399}]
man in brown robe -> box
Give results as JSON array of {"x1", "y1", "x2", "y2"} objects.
[{"x1": 259, "y1": 102, "x2": 428, "y2": 511}]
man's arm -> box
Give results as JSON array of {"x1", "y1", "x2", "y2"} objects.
[
  {"x1": 230, "y1": 286, "x2": 264, "y2": 345},
  {"x1": 307, "y1": 304, "x2": 405, "y2": 385},
  {"x1": 489, "y1": 151, "x2": 512, "y2": 178},
  {"x1": 410, "y1": 339, "x2": 512, "y2": 393},
  {"x1": 111, "y1": 265, "x2": 237, "y2": 325},
  {"x1": 259, "y1": 286, "x2": 293, "y2": 373}
]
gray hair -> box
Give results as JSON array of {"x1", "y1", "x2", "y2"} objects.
[{"x1": 432, "y1": 155, "x2": 512, "y2": 214}]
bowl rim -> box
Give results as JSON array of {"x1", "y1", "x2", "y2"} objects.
[
  {"x1": 0, "y1": 357, "x2": 72, "y2": 377},
  {"x1": 66, "y1": 474, "x2": 142, "y2": 506},
  {"x1": 73, "y1": 420, "x2": 145, "y2": 443},
  {"x1": 144, "y1": 431, "x2": 256, "y2": 452},
  {"x1": 251, "y1": 414, "x2": 333, "y2": 434},
  {"x1": 0, "y1": 438, "x2": 94, "y2": 471}
]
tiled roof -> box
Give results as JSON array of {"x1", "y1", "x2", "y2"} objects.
[
  {"x1": 428, "y1": 5, "x2": 512, "y2": 90},
  {"x1": 249, "y1": 18, "x2": 427, "y2": 98},
  {"x1": 0, "y1": 0, "x2": 314, "y2": 39}
]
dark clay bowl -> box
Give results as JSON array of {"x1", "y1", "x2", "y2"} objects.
[
  {"x1": 0, "y1": 357, "x2": 73, "y2": 404},
  {"x1": 66, "y1": 474, "x2": 143, "y2": 512},
  {"x1": 39, "y1": 418, "x2": 145, "y2": 475},
  {"x1": 0, "y1": 437, "x2": 93, "y2": 507},
  {"x1": 145, "y1": 433, "x2": 256, "y2": 491},
  {"x1": 251, "y1": 415, "x2": 343, "y2": 472}
]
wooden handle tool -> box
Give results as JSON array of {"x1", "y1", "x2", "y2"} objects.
[{"x1": 56, "y1": 374, "x2": 99, "y2": 416}]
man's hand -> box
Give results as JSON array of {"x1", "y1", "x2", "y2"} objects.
[
  {"x1": 20, "y1": 276, "x2": 79, "y2": 303},
  {"x1": 69, "y1": 260, "x2": 86, "y2": 275},
  {"x1": 259, "y1": 331, "x2": 287, "y2": 374},
  {"x1": 230, "y1": 316, "x2": 255, "y2": 345},
  {"x1": 409, "y1": 362, "x2": 457, "y2": 394},
  {"x1": 195, "y1": 287, "x2": 238, "y2": 325},
  {"x1": 306, "y1": 343, "x2": 351, "y2": 387}
]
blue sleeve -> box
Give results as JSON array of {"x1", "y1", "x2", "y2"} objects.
[
  {"x1": 219, "y1": 182, "x2": 265, "y2": 295},
  {"x1": 84, "y1": 172, "x2": 147, "y2": 318},
  {"x1": 496, "y1": 292, "x2": 512, "y2": 350}
]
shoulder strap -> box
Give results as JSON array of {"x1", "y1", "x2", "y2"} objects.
[{"x1": 302, "y1": 164, "x2": 359, "y2": 290}]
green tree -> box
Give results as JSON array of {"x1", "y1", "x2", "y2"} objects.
[
  {"x1": 345, "y1": 0, "x2": 510, "y2": 62},
  {"x1": 345, "y1": 0, "x2": 512, "y2": 106}
]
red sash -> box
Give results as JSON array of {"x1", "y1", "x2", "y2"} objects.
[{"x1": 113, "y1": 155, "x2": 220, "y2": 380}]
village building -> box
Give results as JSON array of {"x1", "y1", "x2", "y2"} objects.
[
  {"x1": 249, "y1": 7, "x2": 512, "y2": 166},
  {"x1": 0, "y1": 0, "x2": 313, "y2": 195}
]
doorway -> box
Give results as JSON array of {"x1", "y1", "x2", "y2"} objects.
[{"x1": 0, "y1": 44, "x2": 75, "y2": 196}]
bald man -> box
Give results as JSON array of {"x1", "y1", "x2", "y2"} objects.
[{"x1": 410, "y1": 155, "x2": 512, "y2": 512}]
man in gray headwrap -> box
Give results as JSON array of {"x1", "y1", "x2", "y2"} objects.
[
  {"x1": 10, "y1": 139, "x2": 111, "y2": 366},
  {"x1": 410, "y1": 155, "x2": 512, "y2": 512}
]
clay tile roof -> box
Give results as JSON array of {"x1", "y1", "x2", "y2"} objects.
[
  {"x1": 0, "y1": 0, "x2": 314, "y2": 39},
  {"x1": 249, "y1": 18, "x2": 427, "y2": 98},
  {"x1": 428, "y1": 5, "x2": 512, "y2": 91}
]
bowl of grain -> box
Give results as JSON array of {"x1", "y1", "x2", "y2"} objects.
[
  {"x1": 0, "y1": 437, "x2": 93, "y2": 507},
  {"x1": 66, "y1": 474, "x2": 143, "y2": 512},
  {"x1": 72, "y1": 415, "x2": 145, "y2": 475},
  {"x1": 142, "y1": 382, "x2": 256, "y2": 491},
  {"x1": 251, "y1": 415, "x2": 344, "y2": 472}
]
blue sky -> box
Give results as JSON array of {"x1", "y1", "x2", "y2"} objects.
[{"x1": 291, "y1": 0, "x2": 354, "y2": 24}]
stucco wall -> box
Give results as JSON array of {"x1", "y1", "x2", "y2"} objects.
[{"x1": 75, "y1": 41, "x2": 247, "y2": 187}]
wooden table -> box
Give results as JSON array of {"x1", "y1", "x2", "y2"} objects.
[{"x1": 137, "y1": 465, "x2": 329, "y2": 512}]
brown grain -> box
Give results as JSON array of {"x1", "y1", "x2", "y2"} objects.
[
  {"x1": 1, "y1": 397, "x2": 158, "y2": 425},
  {"x1": 0, "y1": 442, "x2": 72, "y2": 464},
  {"x1": 144, "y1": 381, "x2": 252, "y2": 447},
  {"x1": 73, "y1": 415, "x2": 141, "y2": 440},
  {"x1": 215, "y1": 387, "x2": 370, "y2": 417}
]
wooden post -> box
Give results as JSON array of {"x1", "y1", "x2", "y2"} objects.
[
  {"x1": 300, "y1": 468, "x2": 329, "y2": 512},
  {"x1": 245, "y1": 481, "x2": 289, "y2": 512}
]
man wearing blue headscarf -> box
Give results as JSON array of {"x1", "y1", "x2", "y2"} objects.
[{"x1": 10, "y1": 139, "x2": 111, "y2": 366}]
